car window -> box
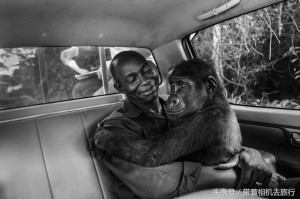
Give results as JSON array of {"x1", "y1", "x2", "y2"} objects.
[
  {"x1": 0, "y1": 46, "x2": 156, "y2": 110},
  {"x1": 190, "y1": 0, "x2": 300, "y2": 109}
]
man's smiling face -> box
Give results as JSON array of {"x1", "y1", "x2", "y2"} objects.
[{"x1": 115, "y1": 57, "x2": 159, "y2": 104}]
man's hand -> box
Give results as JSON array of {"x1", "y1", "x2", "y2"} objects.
[{"x1": 237, "y1": 147, "x2": 273, "y2": 189}]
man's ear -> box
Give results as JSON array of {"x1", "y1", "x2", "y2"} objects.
[
  {"x1": 204, "y1": 75, "x2": 217, "y2": 95},
  {"x1": 114, "y1": 82, "x2": 123, "y2": 93}
]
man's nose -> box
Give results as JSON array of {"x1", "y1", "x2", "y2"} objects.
[{"x1": 138, "y1": 74, "x2": 150, "y2": 85}]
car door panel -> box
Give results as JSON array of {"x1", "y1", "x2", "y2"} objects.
[
  {"x1": 240, "y1": 123, "x2": 300, "y2": 177},
  {"x1": 233, "y1": 106, "x2": 300, "y2": 178}
]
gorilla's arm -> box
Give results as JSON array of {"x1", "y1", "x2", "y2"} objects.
[
  {"x1": 94, "y1": 114, "x2": 219, "y2": 167},
  {"x1": 94, "y1": 127, "x2": 192, "y2": 167}
]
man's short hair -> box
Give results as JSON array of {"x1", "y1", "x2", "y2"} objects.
[{"x1": 110, "y1": 51, "x2": 147, "y2": 83}]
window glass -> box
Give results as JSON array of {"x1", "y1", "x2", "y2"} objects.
[
  {"x1": 0, "y1": 46, "x2": 155, "y2": 110},
  {"x1": 0, "y1": 48, "x2": 43, "y2": 109},
  {"x1": 190, "y1": 0, "x2": 300, "y2": 109}
]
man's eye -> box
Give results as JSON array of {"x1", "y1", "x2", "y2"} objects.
[
  {"x1": 128, "y1": 77, "x2": 136, "y2": 83},
  {"x1": 143, "y1": 67, "x2": 152, "y2": 73}
]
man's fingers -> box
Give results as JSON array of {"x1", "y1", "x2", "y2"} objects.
[
  {"x1": 240, "y1": 165, "x2": 272, "y2": 189},
  {"x1": 267, "y1": 172, "x2": 286, "y2": 189},
  {"x1": 242, "y1": 166, "x2": 272, "y2": 189},
  {"x1": 247, "y1": 166, "x2": 269, "y2": 188},
  {"x1": 248, "y1": 168, "x2": 259, "y2": 188},
  {"x1": 237, "y1": 166, "x2": 252, "y2": 189},
  {"x1": 261, "y1": 171, "x2": 272, "y2": 188},
  {"x1": 274, "y1": 173, "x2": 286, "y2": 181},
  {"x1": 251, "y1": 168, "x2": 271, "y2": 188}
]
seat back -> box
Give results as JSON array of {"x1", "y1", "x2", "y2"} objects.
[{"x1": 0, "y1": 103, "x2": 121, "y2": 199}]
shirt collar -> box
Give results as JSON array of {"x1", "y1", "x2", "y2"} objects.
[{"x1": 123, "y1": 97, "x2": 167, "y2": 118}]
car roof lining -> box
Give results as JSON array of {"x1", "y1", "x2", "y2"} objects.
[{"x1": 0, "y1": 0, "x2": 285, "y2": 49}]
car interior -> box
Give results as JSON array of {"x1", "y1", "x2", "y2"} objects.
[{"x1": 0, "y1": 0, "x2": 299, "y2": 199}]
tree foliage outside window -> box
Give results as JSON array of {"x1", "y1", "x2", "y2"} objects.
[
  {"x1": 0, "y1": 48, "x2": 43, "y2": 109},
  {"x1": 191, "y1": 0, "x2": 300, "y2": 109}
]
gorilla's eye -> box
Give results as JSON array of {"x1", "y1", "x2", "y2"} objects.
[{"x1": 178, "y1": 81, "x2": 188, "y2": 88}]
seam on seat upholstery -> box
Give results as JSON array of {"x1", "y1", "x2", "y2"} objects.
[
  {"x1": 34, "y1": 118, "x2": 54, "y2": 199},
  {"x1": 80, "y1": 103, "x2": 122, "y2": 199},
  {"x1": 80, "y1": 110, "x2": 105, "y2": 199},
  {"x1": 36, "y1": 111, "x2": 104, "y2": 199}
]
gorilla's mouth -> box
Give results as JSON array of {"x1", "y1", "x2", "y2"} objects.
[{"x1": 166, "y1": 108, "x2": 185, "y2": 117}]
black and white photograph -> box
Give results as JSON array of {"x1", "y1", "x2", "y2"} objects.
[{"x1": 0, "y1": 0, "x2": 299, "y2": 198}]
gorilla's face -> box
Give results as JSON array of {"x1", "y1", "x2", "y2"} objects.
[{"x1": 166, "y1": 76, "x2": 207, "y2": 122}]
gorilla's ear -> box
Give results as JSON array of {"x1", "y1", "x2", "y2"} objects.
[{"x1": 204, "y1": 75, "x2": 217, "y2": 95}]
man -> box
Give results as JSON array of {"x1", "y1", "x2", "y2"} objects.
[{"x1": 91, "y1": 51, "x2": 280, "y2": 199}]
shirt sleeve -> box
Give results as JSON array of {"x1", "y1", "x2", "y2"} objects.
[{"x1": 100, "y1": 116, "x2": 146, "y2": 137}]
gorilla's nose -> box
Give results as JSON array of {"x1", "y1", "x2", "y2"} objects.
[{"x1": 167, "y1": 96, "x2": 180, "y2": 109}]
